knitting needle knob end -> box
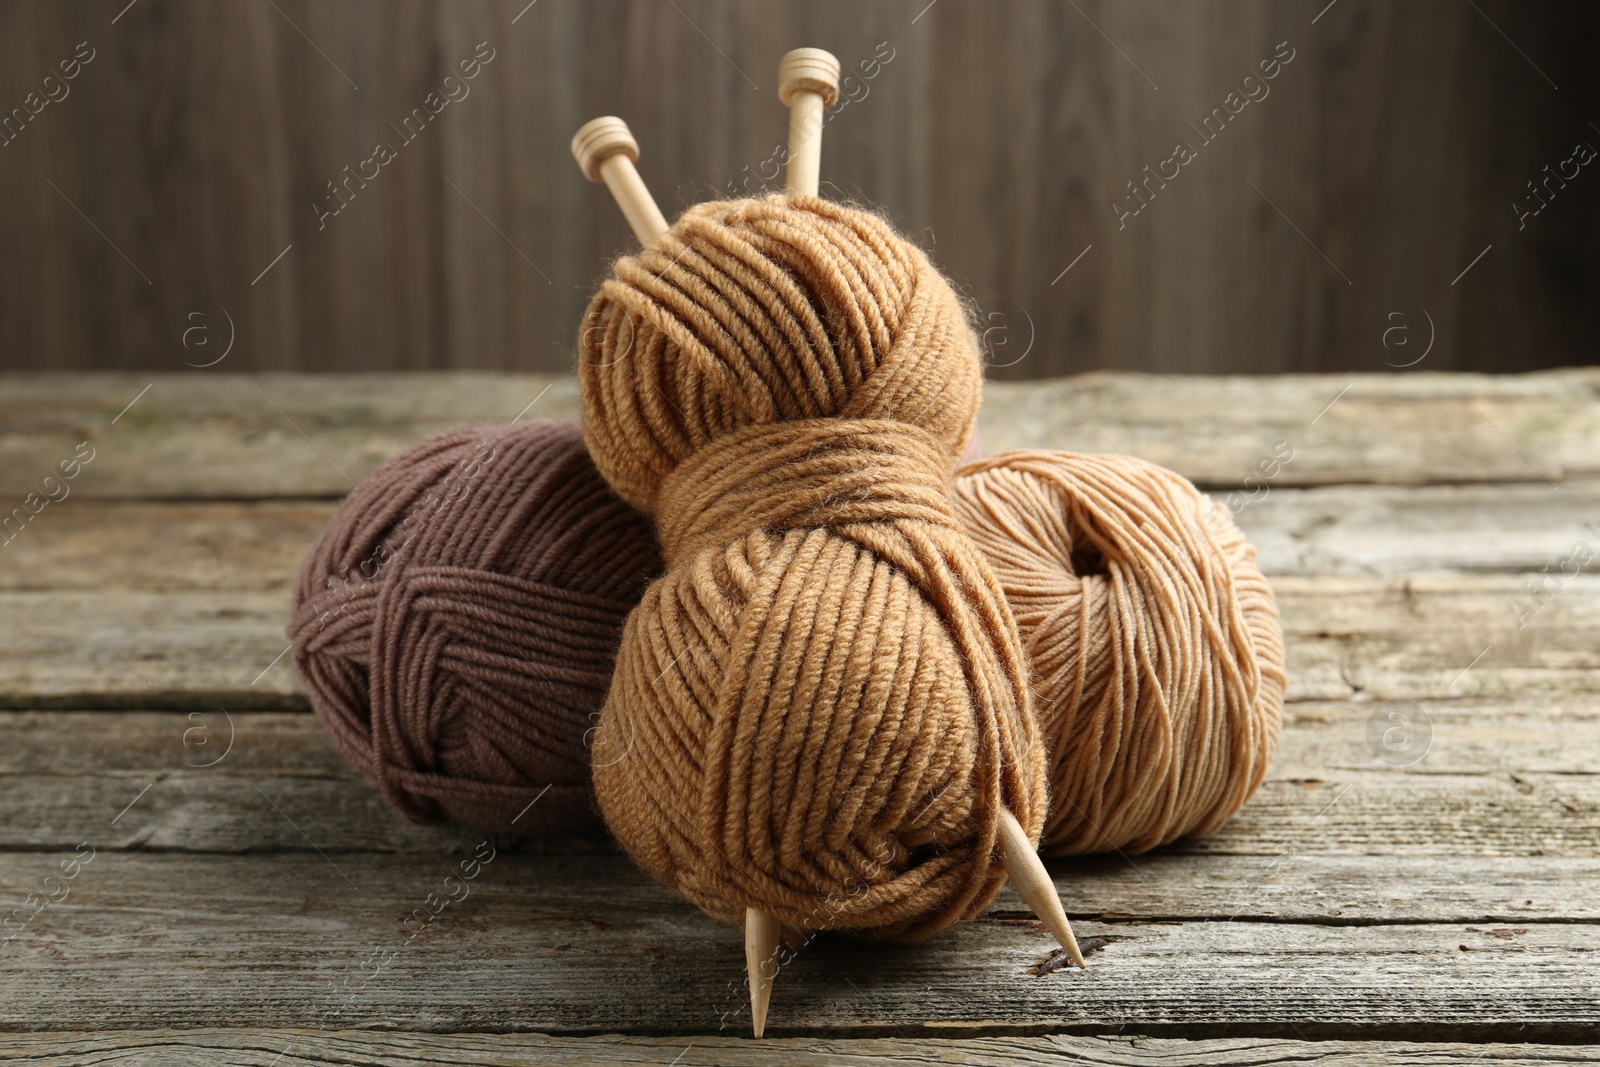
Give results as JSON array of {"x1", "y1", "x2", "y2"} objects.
[{"x1": 570, "y1": 116, "x2": 669, "y2": 244}]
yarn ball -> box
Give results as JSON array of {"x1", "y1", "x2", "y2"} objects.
[
  {"x1": 287, "y1": 420, "x2": 661, "y2": 835},
  {"x1": 952, "y1": 451, "x2": 1286, "y2": 856},
  {"x1": 579, "y1": 196, "x2": 1046, "y2": 940}
]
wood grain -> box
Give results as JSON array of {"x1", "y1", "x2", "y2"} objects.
[
  {"x1": 5, "y1": 1031, "x2": 1600, "y2": 1066},
  {"x1": 7, "y1": 822, "x2": 1600, "y2": 928},
  {"x1": 977, "y1": 370, "x2": 1600, "y2": 486},
  {"x1": 4, "y1": 761, "x2": 1592, "y2": 859},
  {"x1": 1, "y1": 2, "x2": 1597, "y2": 377},
  {"x1": 6, "y1": 1036, "x2": 1593, "y2": 1067},
  {"x1": 2, "y1": 852, "x2": 1597, "y2": 1038},
  {"x1": 6, "y1": 695, "x2": 1597, "y2": 779},
  {"x1": 0, "y1": 373, "x2": 578, "y2": 499},
  {"x1": 5, "y1": 574, "x2": 1597, "y2": 708},
  {"x1": 5, "y1": 482, "x2": 1599, "y2": 601},
  {"x1": 0, "y1": 499, "x2": 335, "y2": 592},
  {"x1": 1, "y1": 370, "x2": 1596, "y2": 499},
  {"x1": 1, "y1": 707, "x2": 1595, "y2": 865},
  {"x1": 2, "y1": 370, "x2": 1596, "y2": 1051},
  {"x1": 1236, "y1": 482, "x2": 1600, "y2": 578}
]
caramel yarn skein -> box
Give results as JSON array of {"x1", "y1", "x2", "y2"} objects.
[
  {"x1": 580, "y1": 196, "x2": 1046, "y2": 940},
  {"x1": 288, "y1": 420, "x2": 661, "y2": 835},
  {"x1": 952, "y1": 451, "x2": 1286, "y2": 856}
]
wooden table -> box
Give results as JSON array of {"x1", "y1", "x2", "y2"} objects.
[{"x1": 3, "y1": 371, "x2": 1598, "y2": 1064}]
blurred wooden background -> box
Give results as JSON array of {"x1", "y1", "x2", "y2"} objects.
[{"x1": 0, "y1": 0, "x2": 1594, "y2": 378}]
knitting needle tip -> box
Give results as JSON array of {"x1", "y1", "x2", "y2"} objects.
[
  {"x1": 996, "y1": 808, "x2": 1087, "y2": 970},
  {"x1": 745, "y1": 906, "x2": 781, "y2": 1038}
]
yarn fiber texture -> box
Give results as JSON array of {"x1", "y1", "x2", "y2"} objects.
[
  {"x1": 580, "y1": 196, "x2": 1045, "y2": 940},
  {"x1": 952, "y1": 451, "x2": 1286, "y2": 856},
  {"x1": 288, "y1": 420, "x2": 661, "y2": 835}
]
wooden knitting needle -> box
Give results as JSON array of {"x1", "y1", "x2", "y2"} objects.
[
  {"x1": 745, "y1": 907, "x2": 781, "y2": 1038},
  {"x1": 570, "y1": 116, "x2": 669, "y2": 244},
  {"x1": 742, "y1": 53, "x2": 840, "y2": 1032},
  {"x1": 777, "y1": 48, "x2": 841, "y2": 197},
  {"x1": 776, "y1": 46, "x2": 1086, "y2": 975},
  {"x1": 572, "y1": 96, "x2": 1086, "y2": 1036},
  {"x1": 569, "y1": 122, "x2": 789, "y2": 1034},
  {"x1": 571, "y1": 113, "x2": 785, "y2": 1037},
  {"x1": 997, "y1": 808, "x2": 1087, "y2": 969},
  {"x1": 739, "y1": 811, "x2": 1085, "y2": 1040}
]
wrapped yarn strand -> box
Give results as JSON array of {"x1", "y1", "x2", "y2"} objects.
[
  {"x1": 572, "y1": 100, "x2": 1065, "y2": 1033},
  {"x1": 574, "y1": 111, "x2": 814, "y2": 1030},
  {"x1": 287, "y1": 431, "x2": 1282, "y2": 859},
  {"x1": 580, "y1": 195, "x2": 1048, "y2": 947},
  {"x1": 953, "y1": 451, "x2": 1287, "y2": 856},
  {"x1": 287, "y1": 420, "x2": 661, "y2": 835},
  {"x1": 771, "y1": 47, "x2": 1083, "y2": 1014}
]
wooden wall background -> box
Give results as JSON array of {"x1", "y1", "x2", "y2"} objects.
[{"x1": 0, "y1": 0, "x2": 1594, "y2": 378}]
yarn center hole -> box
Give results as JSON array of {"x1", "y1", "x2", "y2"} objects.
[{"x1": 1068, "y1": 543, "x2": 1109, "y2": 578}]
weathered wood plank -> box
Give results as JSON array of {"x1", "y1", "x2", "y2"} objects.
[
  {"x1": 0, "y1": 711, "x2": 348, "y2": 776},
  {"x1": 0, "y1": 710, "x2": 350, "y2": 777},
  {"x1": 1048, "y1": 851, "x2": 1600, "y2": 925},
  {"x1": 5, "y1": 576, "x2": 1596, "y2": 708},
  {"x1": 1, "y1": 709, "x2": 1595, "y2": 859},
  {"x1": 984, "y1": 371, "x2": 1600, "y2": 488},
  {"x1": 6, "y1": 482, "x2": 1599, "y2": 597},
  {"x1": 4, "y1": 1030, "x2": 1598, "y2": 1066},
  {"x1": 2, "y1": 703, "x2": 1593, "y2": 884},
  {"x1": 1184, "y1": 771, "x2": 1600, "y2": 859},
  {"x1": 8, "y1": 0, "x2": 1598, "y2": 380},
  {"x1": 0, "y1": 500, "x2": 334, "y2": 592},
  {"x1": 4, "y1": 761, "x2": 1591, "y2": 859},
  {"x1": 10, "y1": 696, "x2": 1593, "y2": 779},
  {"x1": 1271, "y1": 574, "x2": 1600, "y2": 703},
  {"x1": 5, "y1": 846, "x2": 1597, "y2": 935},
  {"x1": 1277, "y1": 698, "x2": 1600, "y2": 776},
  {"x1": 6, "y1": 697, "x2": 1598, "y2": 850},
  {"x1": 3, "y1": 710, "x2": 1600, "y2": 857},
  {"x1": 1235, "y1": 482, "x2": 1600, "y2": 578},
  {"x1": 0, "y1": 590, "x2": 302, "y2": 709},
  {"x1": 1, "y1": 851, "x2": 1595, "y2": 1037},
  {"x1": 0, "y1": 374, "x2": 577, "y2": 500},
  {"x1": 2, "y1": 371, "x2": 1596, "y2": 498}
]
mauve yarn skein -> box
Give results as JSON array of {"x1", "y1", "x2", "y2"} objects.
[
  {"x1": 580, "y1": 196, "x2": 1045, "y2": 940},
  {"x1": 287, "y1": 420, "x2": 660, "y2": 835},
  {"x1": 953, "y1": 451, "x2": 1286, "y2": 856}
]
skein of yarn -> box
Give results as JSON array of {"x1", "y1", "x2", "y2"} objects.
[
  {"x1": 952, "y1": 451, "x2": 1286, "y2": 856},
  {"x1": 287, "y1": 420, "x2": 661, "y2": 835},
  {"x1": 580, "y1": 195, "x2": 1046, "y2": 940}
]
